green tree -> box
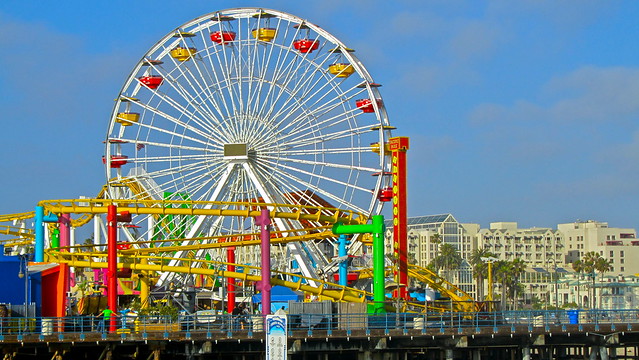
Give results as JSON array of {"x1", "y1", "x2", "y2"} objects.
[
  {"x1": 582, "y1": 251, "x2": 612, "y2": 308},
  {"x1": 429, "y1": 243, "x2": 462, "y2": 282},
  {"x1": 469, "y1": 248, "x2": 496, "y2": 300},
  {"x1": 493, "y1": 259, "x2": 527, "y2": 310},
  {"x1": 493, "y1": 260, "x2": 511, "y2": 310},
  {"x1": 572, "y1": 260, "x2": 585, "y2": 308}
]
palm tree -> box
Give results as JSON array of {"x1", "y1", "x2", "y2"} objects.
[
  {"x1": 429, "y1": 233, "x2": 442, "y2": 262},
  {"x1": 595, "y1": 257, "x2": 613, "y2": 280},
  {"x1": 493, "y1": 260, "x2": 511, "y2": 310},
  {"x1": 582, "y1": 251, "x2": 608, "y2": 308},
  {"x1": 594, "y1": 257, "x2": 613, "y2": 308},
  {"x1": 493, "y1": 259, "x2": 527, "y2": 310},
  {"x1": 572, "y1": 260, "x2": 585, "y2": 308},
  {"x1": 430, "y1": 233, "x2": 442, "y2": 245},
  {"x1": 429, "y1": 243, "x2": 462, "y2": 282},
  {"x1": 469, "y1": 248, "x2": 496, "y2": 300},
  {"x1": 509, "y1": 258, "x2": 527, "y2": 309}
]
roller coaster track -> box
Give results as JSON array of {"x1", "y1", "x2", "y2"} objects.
[
  {"x1": 38, "y1": 199, "x2": 367, "y2": 226},
  {"x1": 0, "y1": 224, "x2": 34, "y2": 240},
  {"x1": 0, "y1": 212, "x2": 35, "y2": 222},
  {"x1": 355, "y1": 265, "x2": 478, "y2": 312},
  {"x1": 1, "y1": 192, "x2": 478, "y2": 312},
  {"x1": 47, "y1": 250, "x2": 373, "y2": 303}
]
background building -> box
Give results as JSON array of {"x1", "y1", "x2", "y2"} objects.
[
  {"x1": 385, "y1": 214, "x2": 479, "y2": 297},
  {"x1": 477, "y1": 222, "x2": 566, "y2": 307},
  {"x1": 559, "y1": 220, "x2": 638, "y2": 276}
]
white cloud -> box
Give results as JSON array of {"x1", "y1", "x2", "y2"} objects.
[
  {"x1": 543, "y1": 66, "x2": 639, "y2": 124},
  {"x1": 446, "y1": 20, "x2": 505, "y2": 61}
]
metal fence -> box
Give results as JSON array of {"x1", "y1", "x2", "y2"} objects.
[{"x1": 0, "y1": 309, "x2": 636, "y2": 338}]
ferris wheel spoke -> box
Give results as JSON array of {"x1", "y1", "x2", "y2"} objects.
[
  {"x1": 284, "y1": 123, "x2": 373, "y2": 149},
  {"x1": 258, "y1": 157, "x2": 373, "y2": 199},
  {"x1": 260, "y1": 154, "x2": 378, "y2": 174},
  {"x1": 171, "y1": 59, "x2": 229, "y2": 129},
  {"x1": 174, "y1": 33, "x2": 232, "y2": 124},
  {"x1": 149, "y1": 42, "x2": 222, "y2": 118},
  {"x1": 162, "y1": 54, "x2": 224, "y2": 126},
  {"x1": 149, "y1": 62, "x2": 223, "y2": 128},
  {"x1": 130, "y1": 153, "x2": 215, "y2": 163},
  {"x1": 138, "y1": 157, "x2": 222, "y2": 183},
  {"x1": 277, "y1": 146, "x2": 371, "y2": 156},
  {"x1": 263, "y1": 38, "x2": 337, "y2": 120},
  {"x1": 264, "y1": 55, "x2": 336, "y2": 126},
  {"x1": 196, "y1": 26, "x2": 236, "y2": 124},
  {"x1": 251, "y1": 19, "x2": 297, "y2": 120},
  {"x1": 128, "y1": 100, "x2": 225, "y2": 144},
  {"x1": 274, "y1": 63, "x2": 364, "y2": 131},
  {"x1": 282, "y1": 109, "x2": 363, "y2": 145},
  {"x1": 278, "y1": 83, "x2": 366, "y2": 136},
  {"x1": 114, "y1": 138, "x2": 218, "y2": 153},
  {"x1": 154, "y1": 84, "x2": 224, "y2": 139},
  {"x1": 260, "y1": 164, "x2": 367, "y2": 213}
]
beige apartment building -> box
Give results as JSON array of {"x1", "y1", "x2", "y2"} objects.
[
  {"x1": 477, "y1": 222, "x2": 566, "y2": 305},
  {"x1": 559, "y1": 220, "x2": 638, "y2": 276},
  {"x1": 384, "y1": 214, "x2": 479, "y2": 297}
]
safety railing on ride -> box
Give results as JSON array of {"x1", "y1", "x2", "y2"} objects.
[{"x1": 0, "y1": 310, "x2": 637, "y2": 340}]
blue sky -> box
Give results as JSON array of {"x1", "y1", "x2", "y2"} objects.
[{"x1": 1, "y1": 1, "x2": 638, "y2": 230}]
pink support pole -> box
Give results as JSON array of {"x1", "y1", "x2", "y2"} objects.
[
  {"x1": 107, "y1": 205, "x2": 118, "y2": 333},
  {"x1": 227, "y1": 247, "x2": 236, "y2": 314},
  {"x1": 58, "y1": 214, "x2": 71, "y2": 310},
  {"x1": 255, "y1": 209, "x2": 272, "y2": 315}
]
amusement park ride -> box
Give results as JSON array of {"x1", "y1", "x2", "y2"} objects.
[{"x1": 0, "y1": 8, "x2": 476, "y2": 323}]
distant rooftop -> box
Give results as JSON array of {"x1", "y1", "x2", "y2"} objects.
[{"x1": 384, "y1": 214, "x2": 455, "y2": 228}]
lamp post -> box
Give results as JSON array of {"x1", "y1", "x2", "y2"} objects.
[
  {"x1": 481, "y1": 257, "x2": 498, "y2": 311},
  {"x1": 17, "y1": 252, "x2": 29, "y2": 319}
]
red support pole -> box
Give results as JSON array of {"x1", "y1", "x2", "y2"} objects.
[
  {"x1": 106, "y1": 205, "x2": 118, "y2": 333},
  {"x1": 390, "y1": 137, "x2": 410, "y2": 299},
  {"x1": 227, "y1": 247, "x2": 236, "y2": 314}
]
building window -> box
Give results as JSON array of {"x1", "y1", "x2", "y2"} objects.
[
  {"x1": 621, "y1": 267, "x2": 625, "y2": 272},
  {"x1": 621, "y1": 251, "x2": 624, "y2": 257},
  {"x1": 621, "y1": 259, "x2": 625, "y2": 264},
  {"x1": 610, "y1": 251, "x2": 614, "y2": 257}
]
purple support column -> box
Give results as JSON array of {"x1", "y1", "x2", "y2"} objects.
[{"x1": 255, "y1": 208, "x2": 272, "y2": 315}]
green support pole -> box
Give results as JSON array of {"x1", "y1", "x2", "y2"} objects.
[
  {"x1": 333, "y1": 215, "x2": 386, "y2": 313},
  {"x1": 51, "y1": 228, "x2": 60, "y2": 249}
]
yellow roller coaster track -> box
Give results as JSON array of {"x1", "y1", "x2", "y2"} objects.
[
  {"x1": 38, "y1": 198, "x2": 368, "y2": 226},
  {"x1": 356, "y1": 265, "x2": 478, "y2": 312},
  {"x1": 0, "y1": 212, "x2": 35, "y2": 223},
  {"x1": 0, "y1": 225, "x2": 34, "y2": 240},
  {"x1": 47, "y1": 250, "x2": 372, "y2": 303},
  {"x1": 0, "y1": 185, "x2": 477, "y2": 311}
]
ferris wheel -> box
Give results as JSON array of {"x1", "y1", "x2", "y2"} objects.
[{"x1": 104, "y1": 8, "x2": 393, "y2": 282}]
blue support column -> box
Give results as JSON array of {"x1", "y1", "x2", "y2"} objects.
[
  {"x1": 338, "y1": 235, "x2": 348, "y2": 287},
  {"x1": 35, "y1": 206, "x2": 44, "y2": 262},
  {"x1": 34, "y1": 206, "x2": 59, "y2": 262}
]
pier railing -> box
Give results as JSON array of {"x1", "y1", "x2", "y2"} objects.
[{"x1": 0, "y1": 309, "x2": 636, "y2": 340}]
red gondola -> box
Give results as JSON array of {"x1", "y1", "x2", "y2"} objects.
[
  {"x1": 139, "y1": 75, "x2": 163, "y2": 89},
  {"x1": 293, "y1": 39, "x2": 319, "y2": 53},
  {"x1": 210, "y1": 31, "x2": 236, "y2": 44}
]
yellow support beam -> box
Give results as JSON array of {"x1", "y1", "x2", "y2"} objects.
[
  {"x1": 38, "y1": 199, "x2": 367, "y2": 226},
  {"x1": 47, "y1": 251, "x2": 371, "y2": 304}
]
